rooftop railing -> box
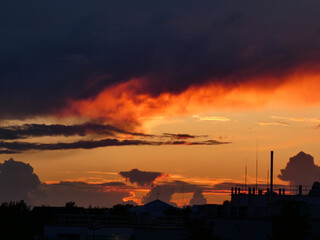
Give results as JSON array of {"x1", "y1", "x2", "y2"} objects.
[{"x1": 231, "y1": 184, "x2": 312, "y2": 196}]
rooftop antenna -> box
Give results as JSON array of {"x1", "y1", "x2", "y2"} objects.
[
  {"x1": 156, "y1": 190, "x2": 159, "y2": 200},
  {"x1": 182, "y1": 182, "x2": 184, "y2": 206},
  {"x1": 245, "y1": 160, "x2": 248, "y2": 192},
  {"x1": 267, "y1": 169, "x2": 269, "y2": 190},
  {"x1": 270, "y1": 151, "x2": 274, "y2": 193},
  {"x1": 255, "y1": 137, "x2": 259, "y2": 190}
]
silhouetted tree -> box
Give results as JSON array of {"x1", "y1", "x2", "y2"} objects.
[
  {"x1": 182, "y1": 205, "x2": 192, "y2": 218},
  {"x1": 110, "y1": 204, "x2": 135, "y2": 216},
  {"x1": 88, "y1": 205, "x2": 106, "y2": 214},
  {"x1": 0, "y1": 200, "x2": 34, "y2": 240},
  {"x1": 65, "y1": 201, "x2": 77, "y2": 208}
]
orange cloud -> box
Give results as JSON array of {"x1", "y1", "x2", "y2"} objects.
[{"x1": 62, "y1": 67, "x2": 320, "y2": 129}]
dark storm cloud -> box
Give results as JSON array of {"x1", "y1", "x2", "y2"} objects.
[
  {"x1": 1, "y1": 0, "x2": 320, "y2": 119},
  {"x1": 0, "y1": 158, "x2": 44, "y2": 204},
  {"x1": 278, "y1": 152, "x2": 320, "y2": 186},
  {"x1": 0, "y1": 122, "x2": 151, "y2": 140},
  {"x1": 119, "y1": 169, "x2": 163, "y2": 187},
  {"x1": 0, "y1": 138, "x2": 230, "y2": 154}
]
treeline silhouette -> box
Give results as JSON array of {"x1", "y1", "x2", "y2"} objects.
[
  {"x1": 0, "y1": 200, "x2": 313, "y2": 240},
  {"x1": 0, "y1": 200, "x2": 139, "y2": 239},
  {"x1": 0, "y1": 200, "x2": 221, "y2": 239},
  {"x1": 0, "y1": 200, "x2": 35, "y2": 239}
]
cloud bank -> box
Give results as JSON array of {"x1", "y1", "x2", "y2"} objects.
[
  {"x1": 0, "y1": 158, "x2": 135, "y2": 207},
  {"x1": 40, "y1": 181, "x2": 131, "y2": 207},
  {"x1": 0, "y1": 0, "x2": 320, "y2": 123},
  {"x1": 0, "y1": 137, "x2": 230, "y2": 154},
  {"x1": 5, "y1": 155, "x2": 320, "y2": 207},
  {"x1": 0, "y1": 159, "x2": 210, "y2": 207},
  {"x1": 0, "y1": 122, "x2": 230, "y2": 154}
]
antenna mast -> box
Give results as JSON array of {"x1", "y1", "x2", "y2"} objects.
[
  {"x1": 267, "y1": 169, "x2": 269, "y2": 190},
  {"x1": 245, "y1": 161, "x2": 247, "y2": 192},
  {"x1": 255, "y1": 137, "x2": 258, "y2": 190},
  {"x1": 270, "y1": 151, "x2": 274, "y2": 193},
  {"x1": 182, "y1": 182, "x2": 184, "y2": 206}
]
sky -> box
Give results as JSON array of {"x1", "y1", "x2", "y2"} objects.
[{"x1": 1, "y1": 0, "x2": 320, "y2": 207}]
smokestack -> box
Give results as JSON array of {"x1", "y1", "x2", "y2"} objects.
[{"x1": 270, "y1": 151, "x2": 274, "y2": 194}]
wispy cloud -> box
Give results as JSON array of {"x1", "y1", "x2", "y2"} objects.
[
  {"x1": 259, "y1": 121, "x2": 289, "y2": 126},
  {"x1": 161, "y1": 133, "x2": 208, "y2": 139},
  {"x1": 0, "y1": 122, "x2": 151, "y2": 140},
  {"x1": 270, "y1": 116, "x2": 320, "y2": 123},
  {"x1": 192, "y1": 115, "x2": 231, "y2": 122},
  {"x1": 0, "y1": 138, "x2": 230, "y2": 154},
  {"x1": 86, "y1": 171, "x2": 119, "y2": 176},
  {"x1": 0, "y1": 122, "x2": 230, "y2": 154}
]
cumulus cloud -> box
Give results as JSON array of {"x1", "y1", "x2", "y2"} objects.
[
  {"x1": 278, "y1": 152, "x2": 320, "y2": 186},
  {"x1": 142, "y1": 184, "x2": 177, "y2": 206},
  {"x1": 190, "y1": 189, "x2": 207, "y2": 206},
  {"x1": 0, "y1": 158, "x2": 43, "y2": 204},
  {"x1": 119, "y1": 169, "x2": 164, "y2": 187},
  {"x1": 141, "y1": 180, "x2": 207, "y2": 206},
  {"x1": 0, "y1": 0, "x2": 320, "y2": 121}
]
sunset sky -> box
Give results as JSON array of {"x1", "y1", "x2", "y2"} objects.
[{"x1": 1, "y1": 0, "x2": 320, "y2": 207}]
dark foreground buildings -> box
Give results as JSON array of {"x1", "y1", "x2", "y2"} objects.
[
  {"x1": 26, "y1": 182, "x2": 319, "y2": 240},
  {"x1": 2, "y1": 182, "x2": 320, "y2": 240}
]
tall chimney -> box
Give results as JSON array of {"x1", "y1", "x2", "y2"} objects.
[{"x1": 270, "y1": 151, "x2": 274, "y2": 194}]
